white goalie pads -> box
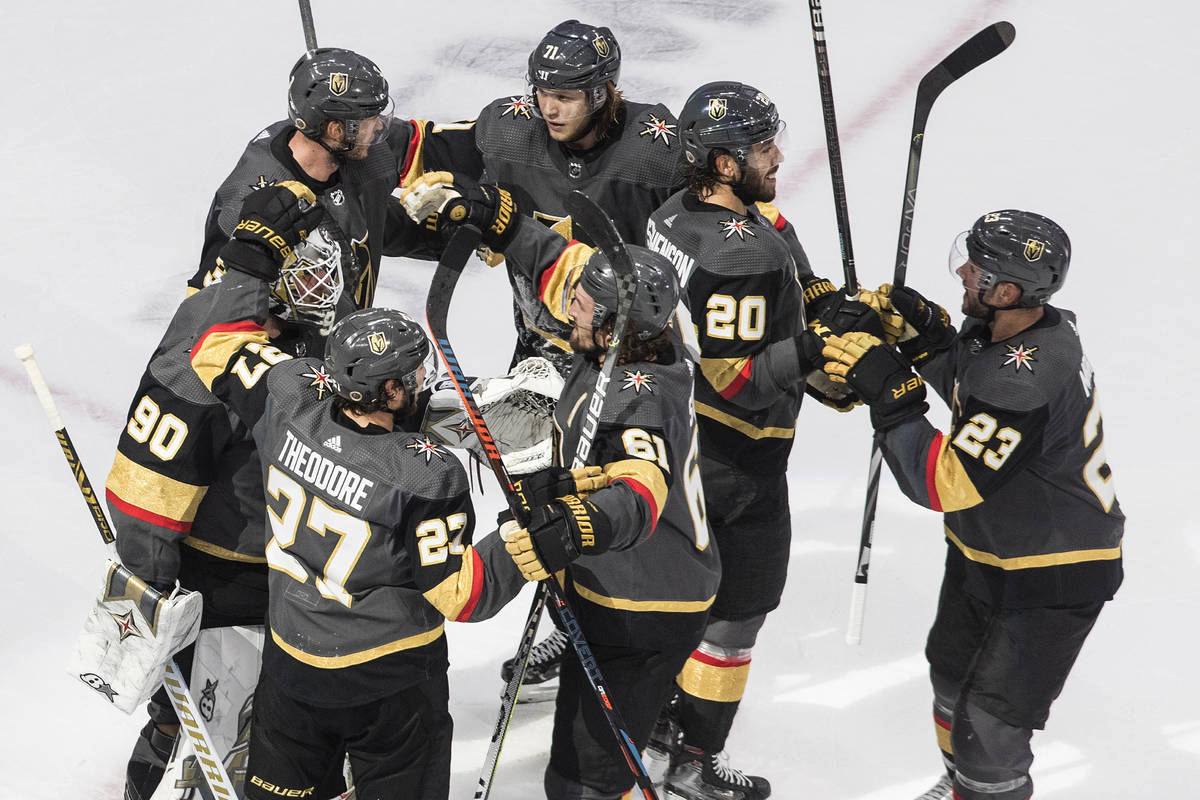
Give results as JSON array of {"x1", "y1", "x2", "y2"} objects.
[
  {"x1": 424, "y1": 357, "x2": 564, "y2": 475},
  {"x1": 68, "y1": 561, "x2": 202, "y2": 714},
  {"x1": 150, "y1": 625, "x2": 265, "y2": 800}
]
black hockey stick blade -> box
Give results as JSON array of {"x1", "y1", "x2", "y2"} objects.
[
  {"x1": 916, "y1": 22, "x2": 1015, "y2": 120},
  {"x1": 561, "y1": 191, "x2": 639, "y2": 469}
]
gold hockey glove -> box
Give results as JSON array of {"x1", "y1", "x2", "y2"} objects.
[
  {"x1": 501, "y1": 496, "x2": 613, "y2": 582},
  {"x1": 884, "y1": 284, "x2": 957, "y2": 366},
  {"x1": 823, "y1": 332, "x2": 927, "y2": 430}
]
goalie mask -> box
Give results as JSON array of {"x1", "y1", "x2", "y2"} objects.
[
  {"x1": 949, "y1": 209, "x2": 1071, "y2": 308},
  {"x1": 324, "y1": 308, "x2": 434, "y2": 408},
  {"x1": 579, "y1": 245, "x2": 680, "y2": 341},
  {"x1": 272, "y1": 227, "x2": 344, "y2": 334}
]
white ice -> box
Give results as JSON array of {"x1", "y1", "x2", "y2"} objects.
[{"x1": 1, "y1": 1, "x2": 1195, "y2": 797}]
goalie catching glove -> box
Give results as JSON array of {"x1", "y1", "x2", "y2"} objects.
[
  {"x1": 823, "y1": 332, "x2": 928, "y2": 431},
  {"x1": 500, "y1": 495, "x2": 615, "y2": 582},
  {"x1": 67, "y1": 561, "x2": 202, "y2": 714},
  {"x1": 218, "y1": 180, "x2": 324, "y2": 282},
  {"x1": 400, "y1": 170, "x2": 521, "y2": 251}
]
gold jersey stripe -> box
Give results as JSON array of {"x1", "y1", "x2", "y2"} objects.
[
  {"x1": 107, "y1": 451, "x2": 208, "y2": 524},
  {"x1": 699, "y1": 355, "x2": 751, "y2": 394},
  {"x1": 192, "y1": 324, "x2": 269, "y2": 391},
  {"x1": 571, "y1": 581, "x2": 715, "y2": 613},
  {"x1": 944, "y1": 525, "x2": 1123, "y2": 569},
  {"x1": 676, "y1": 656, "x2": 751, "y2": 703},
  {"x1": 423, "y1": 546, "x2": 480, "y2": 620},
  {"x1": 270, "y1": 623, "x2": 444, "y2": 668},
  {"x1": 754, "y1": 200, "x2": 782, "y2": 227},
  {"x1": 930, "y1": 435, "x2": 984, "y2": 511},
  {"x1": 694, "y1": 402, "x2": 795, "y2": 440},
  {"x1": 539, "y1": 242, "x2": 593, "y2": 325},
  {"x1": 182, "y1": 537, "x2": 267, "y2": 563},
  {"x1": 603, "y1": 458, "x2": 668, "y2": 524}
]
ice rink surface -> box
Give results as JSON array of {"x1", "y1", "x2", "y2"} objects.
[{"x1": 1, "y1": 1, "x2": 1196, "y2": 797}]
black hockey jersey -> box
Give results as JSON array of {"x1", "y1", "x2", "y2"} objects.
[
  {"x1": 647, "y1": 191, "x2": 818, "y2": 475},
  {"x1": 189, "y1": 120, "x2": 444, "y2": 308},
  {"x1": 105, "y1": 287, "x2": 324, "y2": 589},
  {"x1": 881, "y1": 306, "x2": 1125, "y2": 607},
  {"x1": 504, "y1": 223, "x2": 720, "y2": 648},
  {"x1": 188, "y1": 274, "x2": 525, "y2": 702}
]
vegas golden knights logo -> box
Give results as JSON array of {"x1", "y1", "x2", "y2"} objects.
[
  {"x1": 707, "y1": 98, "x2": 728, "y2": 121},
  {"x1": 592, "y1": 36, "x2": 610, "y2": 57},
  {"x1": 329, "y1": 73, "x2": 349, "y2": 96},
  {"x1": 368, "y1": 331, "x2": 388, "y2": 355},
  {"x1": 1024, "y1": 238, "x2": 1045, "y2": 262}
]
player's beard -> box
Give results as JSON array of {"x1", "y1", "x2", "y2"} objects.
[
  {"x1": 732, "y1": 162, "x2": 778, "y2": 204},
  {"x1": 569, "y1": 325, "x2": 605, "y2": 360}
]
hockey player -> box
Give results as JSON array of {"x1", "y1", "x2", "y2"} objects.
[
  {"x1": 190, "y1": 47, "x2": 458, "y2": 309},
  {"x1": 405, "y1": 19, "x2": 685, "y2": 376},
  {"x1": 106, "y1": 193, "x2": 345, "y2": 800},
  {"x1": 188, "y1": 181, "x2": 528, "y2": 800},
  {"x1": 820, "y1": 210, "x2": 1124, "y2": 800},
  {"x1": 423, "y1": 184, "x2": 721, "y2": 799},
  {"x1": 638, "y1": 81, "x2": 895, "y2": 800}
]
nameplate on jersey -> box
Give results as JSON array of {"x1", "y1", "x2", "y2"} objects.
[{"x1": 277, "y1": 429, "x2": 375, "y2": 511}]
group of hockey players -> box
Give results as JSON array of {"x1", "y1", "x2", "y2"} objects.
[{"x1": 83, "y1": 16, "x2": 1124, "y2": 800}]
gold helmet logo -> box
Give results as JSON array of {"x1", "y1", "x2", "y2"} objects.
[
  {"x1": 368, "y1": 331, "x2": 388, "y2": 355},
  {"x1": 592, "y1": 36, "x2": 610, "y2": 58},
  {"x1": 707, "y1": 98, "x2": 728, "y2": 121},
  {"x1": 329, "y1": 73, "x2": 349, "y2": 96},
  {"x1": 1024, "y1": 238, "x2": 1045, "y2": 262}
]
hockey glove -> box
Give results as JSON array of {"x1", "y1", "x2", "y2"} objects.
[
  {"x1": 802, "y1": 275, "x2": 840, "y2": 320},
  {"x1": 884, "y1": 284, "x2": 957, "y2": 367},
  {"x1": 400, "y1": 171, "x2": 521, "y2": 251},
  {"x1": 804, "y1": 369, "x2": 862, "y2": 412},
  {"x1": 809, "y1": 294, "x2": 888, "y2": 343},
  {"x1": 511, "y1": 465, "x2": 608, "y2": 516},
  {"x1": 218, "y1": 181, "x2": 323, "y2": 282},
  {"x1": 854, "y1": 286, "x2": 906, "y2": 344},
  {"x1": 500, "y1": 495, "x2": 614, "y2": 582},
  {"x1": 823, "y1": 332, "x2": 928, "y2": 430}
]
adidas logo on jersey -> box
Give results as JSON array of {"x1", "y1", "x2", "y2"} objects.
[
  {"x1": 662, "y1": 214, "x2": 677, "y2": 228},
  {"x1": 322, "y1": 435, "x2": 342, "y2": 453}
]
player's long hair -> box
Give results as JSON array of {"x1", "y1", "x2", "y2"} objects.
[
  {"x1": 684, "y1": 149, "x2": 729, "y2": 198},
  {"x1": 593, "y1": 83, "x2": 625, "y2": 145},
  {"x1": 603, "y1": 319, "x2": 672, "y2": 366}
]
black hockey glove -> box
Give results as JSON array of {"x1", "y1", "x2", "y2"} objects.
[
  {"x1": 501, "y1": 495, "x2": 614, "y2": 582},
  {"x1": 498, "y1": 465, "x2": 609, "y2": 525},
  {"x1": 218, "y1": 181, "x2": 323, "y2": 282},
  {"x1": 885, "y1": 284, "x2": 957, "y2": 367},
  {"x1": 442, "y1": 181, "x2": 521, "y2": 251},
  {"x1": 823, "y1": 332, "x2": 928, "y2": 430}
]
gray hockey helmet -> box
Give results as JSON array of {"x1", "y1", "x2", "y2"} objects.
[
  {"x1": 579, "y1": 245, "x2": 680, "y2": 341},
  {"x1": 680, "y1": 81, "x2": 783, "y2": 166},
  {"x1": 288, "y1": 48, "x2": 393, "y2": 142},
  {"x1": 324, "y1": 308, "x2": 431, "y2": 405},
  {"x1": 527, "y1": 20, "x2": 620, "y2": 108},
  {"x1": 952, "y1": 209, "x2": 1071, "y2": 307}
]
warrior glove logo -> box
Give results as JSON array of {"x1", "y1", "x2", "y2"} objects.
[
  {"x1": 329, "y1": 73, "x2": 349, "y2": 96},
  {"x1": 1024, "y1": 238, "x2": 1045, "y2": 261}
]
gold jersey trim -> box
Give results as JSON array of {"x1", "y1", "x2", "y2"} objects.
[
  {"x1": 603, "y1": 458, "x2": 668, "y2": 524},
  {"x1": 182, "y1": 537, "x2": 267, "y2": 563},
  {"x1": 931, "y1": 435, "x2": 984, "y2": 511},
  {"x1": 944, "y1": 525, "x2": 1123, "y2": 570},
  {"x1": 676, "y1": 655, "x2": 750, "y2": 703},
  {"x1": 539, "y1": 241, "x2": 593, "y2": 325},
  {"x1": 694, "y1": 402, "x2": 795, "y2": 440},
  {"x1": 699, "y1": 355, "x2": 751, "y2": 394},
  {"x1": 270, "y1": 623, "x2": 445, "y2": 668},
  {"x1": 107, "y1": 451, "x2": 208, "y2": 524},
  {"x1": 423, "y1": 546, "x2": 478, "y2": 620},
  {"x1": 572, "y1": 581, "x2": 715, "y2": 614}
]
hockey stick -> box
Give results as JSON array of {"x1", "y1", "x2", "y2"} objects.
[
  {"x1": 14, "y1": 344, "x2": 239, "y2": 799},
  {"x1": 426, "y1": 224, "x2": 657, "y2": 799},
  {"x1": 807, "y1": 0, "x2": 859, "y2": 293},
  {"x1": 297, "y1": 0, "x2": 318, "y2": 54},
  {"x1": 846, "y1": 21, "x2": 1016, "y2": 646}
]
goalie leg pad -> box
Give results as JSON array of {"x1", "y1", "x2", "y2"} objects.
[
  {"x1": 125, "y1": 720, "x2": 178, "y2": 800},
  {"x1": 68, "y1": 561, "x2": 203, "y2": 714}
]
